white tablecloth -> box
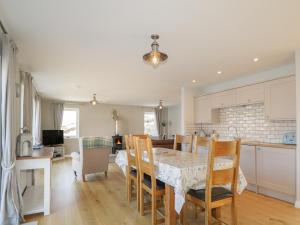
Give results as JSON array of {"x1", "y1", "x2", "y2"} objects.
[{"x1": 115, "y1": 148, "x2": 247, "y2": 213}]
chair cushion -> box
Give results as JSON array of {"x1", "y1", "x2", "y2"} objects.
[
  {"x1": 143, "y1": 175, "x2": 165, "y2": 190},
  {"x1": 188, "y1": 187, "x2": 233, "y2": 202}
]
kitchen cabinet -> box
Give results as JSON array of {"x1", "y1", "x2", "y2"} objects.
[
  {"x1": 264, "y1": 76, "x2": 296, "y2": 120},
  {"x1": 194, "y1": 95, "x2": 219, "y2": 124},
  {"x1": 256, "y1": 146, "x2": 296, "y2": 202},
  {"x1": 211, "y1": 89, "x2": 237, "y2": 109},
  {"x1": 236, "y1": 83, "x2": 264, "y2": 105},
  {"x1": 240, "y1": 145, "x2": 256, "y2": 190}
]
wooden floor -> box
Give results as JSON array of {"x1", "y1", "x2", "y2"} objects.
[{"x1": 25, "y1": 159, "x2": 300, "y2": 225}]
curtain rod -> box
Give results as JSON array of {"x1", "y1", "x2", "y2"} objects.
[{"x1": 0, "y1": 20, "x2": 8, "y2": 34}]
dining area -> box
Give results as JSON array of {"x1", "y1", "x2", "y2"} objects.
[{"x1": 115, "y1": 135, "x2": 247, "y2": 225}]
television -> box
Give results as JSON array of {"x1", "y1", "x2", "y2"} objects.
[{"x1": 42, "y1": 130, "x2": 64, "y2": 146}]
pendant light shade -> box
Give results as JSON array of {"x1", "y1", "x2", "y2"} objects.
[
  {"x1": 143, "y1": 34, "x2": 168, "y2": 67},
  {"x1": 90, "y1": 94, "x2": 97, "y2": 106}
]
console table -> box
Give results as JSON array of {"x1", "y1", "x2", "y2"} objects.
[{"x1": 16, "y1": 147, "x2": 53, "y2": 216}]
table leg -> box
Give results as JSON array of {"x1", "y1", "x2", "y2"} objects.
[
  {"x1": 44, "y1": 159, "x2": 51, "y2": 215},
  {"x1": 165, "y1": 184, "x2": 176, "y2": 225},
  {"x1": 212, "y1": 207, "x2": 221, "y2": 219}
]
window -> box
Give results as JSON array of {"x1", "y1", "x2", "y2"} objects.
[
  {"x1": 61, "y1": 108, "x2": 79, "y2": 138},
  {"x1": 144, "y1": 112, "x2": 158, "y2": 137}
]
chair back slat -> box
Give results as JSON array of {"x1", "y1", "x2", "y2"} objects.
[
  {"x1": 173, "y1": 134, "x2": 193, "y2": 152},
  {"x1": 214, "y1": 141, "x2": 238, "y2": 157},
  {"x1": 212, "y1": 168, "x2": 234, "y2": 185}
]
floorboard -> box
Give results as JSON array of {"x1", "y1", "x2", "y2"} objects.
[{"x1": 24, "y1": 159, "x2": 300, "y2": 225}]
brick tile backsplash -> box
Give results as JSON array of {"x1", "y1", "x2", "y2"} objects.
[{"x1": 186, "y1": 103, "x2": 296, "y2": 143}]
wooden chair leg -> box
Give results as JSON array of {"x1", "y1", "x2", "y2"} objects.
[
  {"x1": 140, "y1": 187, "x2": 145, "y2": 216},
  {"x1": 151, "y1": 193, "x2": 157, "y2": 225},
  {"x1": 180, "y1": 203, "x2": 187, "y2": 225},
  {"x1": 194, "y1": 203, "x2": 198, "y2": 219},
  {"x1": 212, "y1": 207, "x2": 221, "y2": 219},
  {"x1": 137, "y1": 179, "x2": 140, "y2": 212},
  {"x1": 127, "y1": 176, "x2": 131, "y2": 202},
  {"x1": 82, "y1": 174, "x2": 86, "y2": 182},
  {"x1": 104, "y1": 170, "x2": 108, "y2": 178},
  {"x1": 205, "y1": 206, "x2": 212, "y2": 225},
  {"x1": 231, "y1": 198, "x2": 238, "y2": 225}
]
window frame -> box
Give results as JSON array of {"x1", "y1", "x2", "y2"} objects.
[{"x1": 62, "y1": 107, "x2": 80, "y2": 139}]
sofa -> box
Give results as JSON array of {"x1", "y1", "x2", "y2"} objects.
[{"x1": 71, "y1": 136, "x2": 112, "y2": 181}]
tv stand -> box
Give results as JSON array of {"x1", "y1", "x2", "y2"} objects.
[{"x1": 46, "y1": 145, "x2": 64, "y2": 161}]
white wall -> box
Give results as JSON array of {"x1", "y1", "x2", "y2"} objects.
[
  {"x1": 168, "y1": 105, "x2": 181, "y2": 137},
  {"x1": 41, "y1": 99, "x2": 154, "y2": 154},
  {"x1": 295, "y1": 51, "x2": 300, "y2": 208},
  {"x1": 181, "y1": 87, "x2": 194, "y2": 134}
]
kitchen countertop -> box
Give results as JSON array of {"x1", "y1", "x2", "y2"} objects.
[{"x1": 241, "y1": 141, "x2": 296, "y2": 149}]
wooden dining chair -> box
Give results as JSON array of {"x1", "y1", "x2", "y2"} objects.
[
  {"x1": 183, "y1": 139, "x2": 241, "y2": 225},
  {"x1": 124, "y1": 134, "x2": 149, "y2": 211},
  {"x1": 134, "y1": 136, "x2": 165, "y2": 225},
  {"x1": 173, "y1": 134, "x2": 193, "y2": 152}
]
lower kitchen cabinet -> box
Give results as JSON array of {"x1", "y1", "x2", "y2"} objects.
[
  {"x1": 256, "y1": 146, "x2": 296, "y2": 203},
  {"x1": 240, "y1": 145, "x2": 296, "y2": 203},
  {"x1": 240, "y1": 145, "x2": 257, "y2": 192}
]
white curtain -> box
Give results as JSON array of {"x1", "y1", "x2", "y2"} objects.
[
  {"x1": 155, "y1": 108, "x2": 168, "y2": 139},
  {"x1": 32, "y1": 90, "x2": 41, "y2": 146},
  {"x1": 53, "y1": 103, "x2": 64, "y2": 130},
  {"x1": 20, "y1": 71, "x2": 33, "y2": 132},
  {"x1": 0, "y1": 33, "x2": 23, "y2": 225}
]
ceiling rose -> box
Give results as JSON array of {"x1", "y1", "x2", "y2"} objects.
[{"x1": 143, "y1": 34, "x2": 168, "y2": 67}]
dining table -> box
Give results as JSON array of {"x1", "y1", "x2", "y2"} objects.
[{"x1": 115, "y1": 147, "x2": 247, "y2": 225}]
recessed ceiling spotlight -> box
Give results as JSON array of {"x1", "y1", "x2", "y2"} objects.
[
  {"x1": 192, "y1": 79, "x2": 196, "y2": 83},
  {"x1": 217, "y1": 70, "x2": 222, "y2": 75},
  {"x1": 253, "y1": 57, "x2": 259, "y2": 62}
]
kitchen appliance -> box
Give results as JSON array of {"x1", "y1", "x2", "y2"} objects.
[
  {"x1": 16, "y1": 128, "x2": 33, "y2": 157},
  {"x1": 282, "y1": 132, "x2": 296, "y2": 145}
]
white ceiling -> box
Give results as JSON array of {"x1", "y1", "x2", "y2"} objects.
[{"x1": 0, "y1": 0, "x2": 300, "y2": 106}]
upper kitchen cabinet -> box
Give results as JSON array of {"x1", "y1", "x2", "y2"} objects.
[
  {"x1": 194, "y1": 95, "x2": 219, "y2": 124},
  {"x1": 211, "y1": 89, "x2": 237, "y2": 109},
  {"x1": 236, "y1": 83, "x2": 264, "y2": 106},
  {"x1": 264, "y1": 76, "x2": 296, "y2": 120}
]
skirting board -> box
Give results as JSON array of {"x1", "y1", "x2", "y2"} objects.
[{"x1": 295, "y1": 200, "x2": 300, "y2": 208}]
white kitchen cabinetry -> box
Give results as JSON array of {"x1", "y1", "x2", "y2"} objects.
[
  {"x1": 211, "y1": 89, "x2": 237, "y2": 109},
  {"x1": 236, "y1": 83, "x2": 264, "y2": 106},
  {"x1": 264, "y1": 76, "x2": 296, "y2": 120},
  {"x1": 256, "y1": 146, "x2": 296, "y2": 203},
  {"x1": 240, "y1": 145, "x2": 257, "y2": 191},
  {"x1": 194, "y1": 95, "x2": 219, "y2": 124}
]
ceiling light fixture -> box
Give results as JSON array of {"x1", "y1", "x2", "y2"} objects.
[
  {"x1": 192, "y1": 80, "x2": 196, "y2": 83},
  {"x1": 253, "y1": 57, "x2": 259, "y2": 62},
  {"x1": 157, "y1": 100, "x2": 164, "y2": 110},
  {"x1": 90, "y1": 94, "x2": 97, "y2": 106},
  {"x1": 143, "y1": 34, "x2": 168, "y2": 67},
  {"x1": 217, "y1": 70, "x2": 222, "y2": 75}
]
